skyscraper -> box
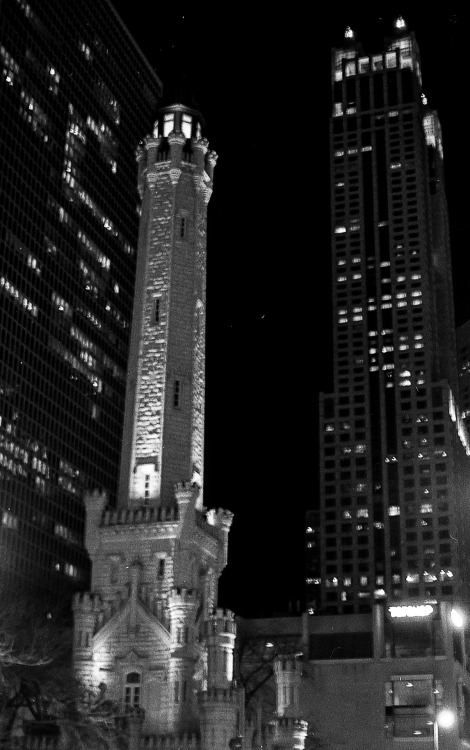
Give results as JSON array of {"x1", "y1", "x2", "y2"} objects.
[
  {"x1": 315, "y1": 18, "x2": 470, "y2": 615},
  {"x1": 0, "y1": 0, "x2": 162, "y2": 598}
]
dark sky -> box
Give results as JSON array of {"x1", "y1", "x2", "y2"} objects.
[{"x1": 112, "y1": 3, "x2": 466, "y2": 616}]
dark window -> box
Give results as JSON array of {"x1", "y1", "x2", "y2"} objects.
[{"x1": 173, "y1": 379, "x2": 181, "y2": 408}]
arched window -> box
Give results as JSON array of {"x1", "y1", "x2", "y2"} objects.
[{"x1": 124, "y1": 671, "x2": 141, "y2": 708}]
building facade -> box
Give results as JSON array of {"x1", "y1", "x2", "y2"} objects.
[
  {"x1": 73, "y1": 102, "x2": 307, "y2": 750},
  {"x1": 240, "y1": 603, "x2": 470, "y2": 749},
  {"x1": 0, "y1": 0, "x2": 162, "y2": 598},
  {"x1": 314, "y1": 17, "x2": 470, "y2": 615},
  {"x1": 456, "y1": 321, "x2": 470, "y2": 432}
]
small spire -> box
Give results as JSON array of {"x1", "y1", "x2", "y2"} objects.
[
  {"x1": 394, "y1": 16, "x2": 407, "y2": 31},
  {"x1": 344, "y1": 26, "x2": 355, "y2": 40}
]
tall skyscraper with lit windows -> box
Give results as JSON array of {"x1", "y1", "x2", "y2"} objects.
[
  {"x1": 0, "y1": 0, "x2": 162, "y2": 599},
  {"x1": 313, "y1": 18, "x2": 470, "y2": 615}
]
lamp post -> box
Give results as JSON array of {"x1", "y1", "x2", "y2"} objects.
[{"x1": 434, "y1": 707, "x2": 457, "y2": 749}]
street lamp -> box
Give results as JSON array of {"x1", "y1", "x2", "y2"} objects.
[
  {"x1": 450, "y1": 608, "x2": 465, "y2": 629},
  {"x1": 434, "y1": 708, "x2": 457, "y2": 749},
  {"x1": 436, "y1": 709, "x2": 456, "y2": 730}
]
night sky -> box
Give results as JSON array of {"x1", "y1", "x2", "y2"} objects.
[{"x1": 112, "y1": 3, "x2": 466, "y2": 616}]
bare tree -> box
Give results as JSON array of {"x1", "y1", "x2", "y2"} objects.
[{"x1": 0, "y1": 598, "x2": 127, "y2": 749}]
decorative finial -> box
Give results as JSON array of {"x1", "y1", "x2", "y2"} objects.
[
  {"x1": 344, "y1": 26, "x2": 355, "y2": 40},
  {"x1": 394, "y1": 16, "x2": 406, "y2": 30}
]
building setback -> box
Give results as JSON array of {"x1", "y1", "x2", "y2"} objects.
[
  {"x1": 0, "y1": 0, "x2": 162, "y2": 598},
  {"x1": 314, "y1": 18, "x2": 470, "y2": 615}
]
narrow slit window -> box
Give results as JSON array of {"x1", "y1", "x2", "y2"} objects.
[
  {"x1": 173, "y1": 379, "x2": 181, "y2": 408},
  {"x1": 154, "y1": 297, "x2": 161, "y2": 324},
  {"x1": 180, "y1": 217, "x2": 186, "y2": 238}
]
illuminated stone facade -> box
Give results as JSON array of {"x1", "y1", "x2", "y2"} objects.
[{"x1": 74, "y1": 103, "x2": 306, "y2": 749}]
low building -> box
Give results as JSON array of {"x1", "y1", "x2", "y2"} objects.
[{"x1": 239, "y1": 602, "x2": 470, "y2": 749}]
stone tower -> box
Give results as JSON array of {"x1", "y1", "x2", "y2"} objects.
[
  {"x1": 73, "y1": 102, "x2": 235, "y2": 746},
  {"x1": 118, "y1": 102, "x2": 216, "y2": 509},
  {"x1": 73, "y1": 100, "x2": 307, "y2": 750}
]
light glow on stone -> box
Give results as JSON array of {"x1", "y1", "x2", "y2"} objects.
[{"x1": 389, "y1": 605, "x2": 434, "y2": 618}]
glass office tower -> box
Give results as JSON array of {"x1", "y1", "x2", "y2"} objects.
[
  {"x1": 315, "y1": 19, "x2": 470, "y2": 614},
  {"x1": 0, "y1": 0, "x2": 162, "y2": 598}
]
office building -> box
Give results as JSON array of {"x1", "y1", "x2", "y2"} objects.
[
  {"x1": 456, "y1": 321, "x2": 470, "y2": 432},
  {"x1": 315, "y1": 18, "x2": 470, "y2": 615},
  {"x1": 0, "y1": 0, "x2": 162, "y2": 598}
]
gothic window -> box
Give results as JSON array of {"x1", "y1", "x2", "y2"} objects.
[
  {"x1": 157, "y1": 557, "x2": 165, "y2": 579},
  {"x1": 124, "y1": 672, "x2": 141, "y2": 708},
  {"x1": 179, "y1": 216, "x2": 187, "y2": 238}
]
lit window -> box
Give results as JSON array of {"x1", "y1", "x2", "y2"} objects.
[
  {"x1": 2, "y1": 510, "x2": 18, "y2": 529},
  {"x1": 163, "y1": 112, "x2": 174, "y2": 137},
  {"x1": 181, "y1": 113, "x2": 192, "y2": 138},
  {"x1": 357, "y1": 508, "x2": 369, "y2": 518},
  {"x1": 1, "y1": 276, "x2": 38, "y2": 317},
  {"x1": 389, "y1": 506, "x2": 400, "y2": 516}
]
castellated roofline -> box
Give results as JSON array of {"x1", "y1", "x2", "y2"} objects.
[
  {"x1": 203, "y1": 608, "x2": 237, "y2": 637},
  {"x1": 72, "y1": 591, "x2": 102, "y2": 612},
  {"x1": 167, "y1": 587, "x2": 199, "y2": 605},
  {"x1": 140, "y1": 733, "x2": 199, "y2": 749},
  {"x1": 198, "y1": 687, "x2": 239, "y2": 705},
  {"x1": 274, "y1": 655, "x2": 303, "y2": 673}
]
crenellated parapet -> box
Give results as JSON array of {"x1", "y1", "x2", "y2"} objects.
[
  {"x1": 167, "y1": 587, "x2": 198, "y2": 606},
  {"x1": 203, "y1": 608, "x2": 237, "y2": 637},
  {"x1": 101, "y1": 505, "x2": 179, "y2": 527},
  {"x1": 72, "y1": 590, "x2": 102, "y2": 613},
  {"x1": 141, "y1": 734, "x2": 199, "y2": 749},
  {"x1": 198, "y1": 686, "x2": 239, "y2": 705}
]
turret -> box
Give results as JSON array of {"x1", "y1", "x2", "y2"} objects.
[
  {"x1": 272, "y1": 657, "x2": 308, "y2": 750},
  {"x1": 167, "y1": 588, "x2": 200, "y2": 733},
  {"x1": 198, "y1": 609, "x2": 238, "y2": 750},
  {"x1": 204, "y1": 609, "x2": 237, "y2": 689},
  {"x1": 274, "y1": 656, "x2": 302, "y2": 717},
  {"x1": 72, "y1": 592, "x2": 101, "y2": 684}
]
